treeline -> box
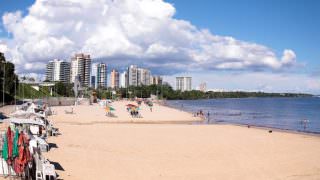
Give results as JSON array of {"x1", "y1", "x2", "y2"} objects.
[
  {"x1": 0, "y1": 52, "x2": 19, "y2": 104},
  {"x1": 39, "y1": 81, "x2": 312, "y2": 100},
  {"x1": 93, "y1": 84, "x2": 312, "y2": 100}
]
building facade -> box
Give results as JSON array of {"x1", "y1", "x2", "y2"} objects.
[
  {"x1": 128, "y1": 65, "x2": 138, "y2": 86},
  {"x1": 120, "y1": 71, "x2": 128, "y2": 88},
  {"x1": 176, "y1": 77, "x2": 192, "y2": 91},
  {"x1": 137, "y1": 68, "x2": 151, "y2": 86},
  {"x1": 127, "y1": 65, "x2": 152, "y2": 87},
  {"x1": 45, "y1": 59, "x2": 70, "y2": 83},
  {"x1": 95, "y1": 63, "x2": 107, "y2": 89},
  {"x1": 150, "y1": 75, "x2": 163, "y2": 85},
  {"x1": 70, "y1": 53, "x2": 91, "y2": 87},
  {"x1": 110, "y1": 69, "x2": 120, "y2": 89}
]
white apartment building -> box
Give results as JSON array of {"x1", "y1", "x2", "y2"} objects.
[
  {"x1": 70, "y1": 53, "x2": 91, "y2": 87},
  {"x1": 120, "y1": 71, "x2": 128, "y2": 88},
  {"x1": 176, "y1": 77, "x2": 192, "y2": 91},
  {"x1": 91, "y1": 63, "x2": 107, "y2": 89},
  {"x1": 137, "y1": 68, "x2": 151, "y2": 86},
  {"x1": 128, "y1": 65, "x2": 138, "y2": 86},
  {"x1": 127, "y1": 65, "x2": 152, "y2": 87},
  {"x1": 45, "y1": 59, "x2": 70, "y2": 83}
]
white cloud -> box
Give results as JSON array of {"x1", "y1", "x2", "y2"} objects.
[
  {"x1": 0, "y1": 42, "x2": 8, "y2": 53},
  {"x1": 164, "y1": 72, "x2": 320, "y2": 94},
  {"x1": 0, "y1": 0, "x2": 299, "y2": 75},
  {"x1": 281, "y1": 49, "x2": 296, "y2": 66}
]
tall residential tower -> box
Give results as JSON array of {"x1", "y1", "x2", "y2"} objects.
[
  {"x1": 176, "y1": 77, "x2": 192, "y2": 91},
  {"x1": 45, "y1": 59, "x2": 70, "y2": 83},
  {"x1": 70, "y1": 53, "x2": 91, "y2": 87},
  {"x1": 110, "y1": 69, "x2": 120, "y2": 89}
]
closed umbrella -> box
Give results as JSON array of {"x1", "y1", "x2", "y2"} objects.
[
  {"x1": 7, "y1": 127, "x2": 13, "y2": 161},
  {"x1": 12, "y1": 129, "x2": 19, "y2": 158},
  {"x1": 2, "y1": 134, "x2": 8, "y2": 161}
]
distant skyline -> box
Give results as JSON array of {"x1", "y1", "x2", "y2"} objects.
[{"x1": 0, "y1": 0, "x2": 319, "y2": 94}]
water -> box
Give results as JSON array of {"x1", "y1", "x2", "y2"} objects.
[{"x1": 166, "y1": 97, "x2": 320, "y2": 134}]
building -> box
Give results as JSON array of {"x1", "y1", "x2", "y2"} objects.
[
  {"x1": 176, "y1": 77, "x2": 192, "y2": 91},
  {"x1": 90, "y1": 76, "x2": 96, "y2": 89},
  {"x1": 199, "y1": 82, "x2": 207, "y2": 92},
  {"x1": 127, "y1": 65, "x2": 152, "y2": 87},
  {"x1": 70, "y1": 53, "x2": 91, "y2": 87},
  {"x1": 110, "y1": 69, "x2": 120, "y2": 89},
  {"x1": 128, "y1": 65, "x2": 138, "y2": 86},
  {"x1": 137, "y1": 68, "x2": 151, "y2": 86},
  {"x1": 120, "y1": 71, "x2": 128, "y2": 88},
  {"x1": 150, "y1": 75, "x2": 163, "y2": 85},
  {"x1": 91, "y1": 63, "x2": 107, "y2": 89},
  {"x1": 45, "y1": 59, "x2": 70, "y2": 83}
]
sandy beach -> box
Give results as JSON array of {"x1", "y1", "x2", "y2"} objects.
[{"x1": 1, "y1": 101, "x2": 320, "y2": 180}]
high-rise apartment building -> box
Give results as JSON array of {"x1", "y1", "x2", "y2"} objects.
[
  {"x1": 150, "y1": 76, "x2": 163, "y2": 85},
  {"x1": 70, "y1": 53, "x2": 91, "y2": 87},
  {"x1": 127, "y1": 65, "x2": 152, "y2": 87},
  {"x1": 110, "y1": 69, "x2": 120, "y2": 89},
  {"x1": 120, "y1": 71, "x2": 128, "y2": 88},
  {"x1": 128, "y1": 65, "x2": 138, "y2": 86},
  {"x1": 92, "y1": 63, "x2": 107, "y2": 89},
  {"x1": 176, "y1": 77, "x2": 192, "y2": 91},
  {"x1": 137, "y1": 68, "x2": 151, "y2": 86},
  {"x1": 45, "y1": 59, "x2": 70, "y2": 83}
]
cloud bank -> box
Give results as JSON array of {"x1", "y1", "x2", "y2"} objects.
[{"x1": 0, "y1": 0, "x2": 298, "y2": 74}]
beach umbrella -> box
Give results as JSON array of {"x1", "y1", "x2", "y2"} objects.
[
  {"x1": 2, "y1": 134, "x2": 8, "y2": 161},
  {"x1": 12, "y1": 129, "x2": 19, "y2": 158},
  {"x1": 105, "y1": 106, "x2": 110, "y2": 112},
  {"x1": 126, "y1": 104, "x2": 137, "y2": 107},
  {"x1": 7, "y1": 127, "x2": 13, "y2": 160}
]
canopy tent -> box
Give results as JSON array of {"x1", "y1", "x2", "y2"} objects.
[{"x1": 4, "y1": 118, "x2": 45, "y2": 127}]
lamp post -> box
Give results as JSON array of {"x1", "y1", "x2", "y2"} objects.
[{"x1": 2, "y1": 62, "x2": 6, "y2": 106}]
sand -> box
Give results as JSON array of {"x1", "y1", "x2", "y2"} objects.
[{"x1": 1, "y1": 101, "x2": 320, "y2": 180}]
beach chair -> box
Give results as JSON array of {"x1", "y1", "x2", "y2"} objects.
[{"x1": 64, "y1": 108, "x2": 74, "y2": 114}]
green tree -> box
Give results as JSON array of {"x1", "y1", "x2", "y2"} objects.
[
  {"x1": 54, "y1": 82, "x2": 74, "y2": 97},
  {"x1": 0, "y1": 52, "x2": 19, "y2": 104}
]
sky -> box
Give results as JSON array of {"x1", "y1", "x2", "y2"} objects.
[{"x1": 0, "y1": 0, "x2": 319, "y2": 94}]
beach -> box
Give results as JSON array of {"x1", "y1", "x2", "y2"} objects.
[{"x1": 1, "y1": 101, "x2": 320, "y2": 179}]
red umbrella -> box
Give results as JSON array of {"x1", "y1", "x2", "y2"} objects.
[{"x1": 126, "y1": 104, "x2": 138, "y2": 107}]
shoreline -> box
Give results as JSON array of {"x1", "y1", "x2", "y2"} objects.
[
  {"x1": 164, "y1": 99, "x2": 320, "y2": 136},
  {"x1": 1, "y1": 102, "x2": 319, "y2": 137}
]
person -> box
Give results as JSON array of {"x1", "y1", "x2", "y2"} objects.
[
  {"x1": 207, "y1": 111, "x2": 210, "y2": 122},
  {"x1": 302, "y1": 119, "x2": 309, "y2": 130}
]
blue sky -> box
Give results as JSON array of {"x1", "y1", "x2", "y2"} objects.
[
  {"x1": 0, "y1": 0, "x2": 319, "y2": 93},
  {"x1": 0, "y1": 0, "x2": 34, "y2": 36},
  {"x1": 166, "y1": 0, "x2": 320, "y2": 72}
]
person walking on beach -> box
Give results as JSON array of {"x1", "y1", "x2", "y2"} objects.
[{"x1": 207, "y1": 111, "x2": 210, "y2": 123}]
